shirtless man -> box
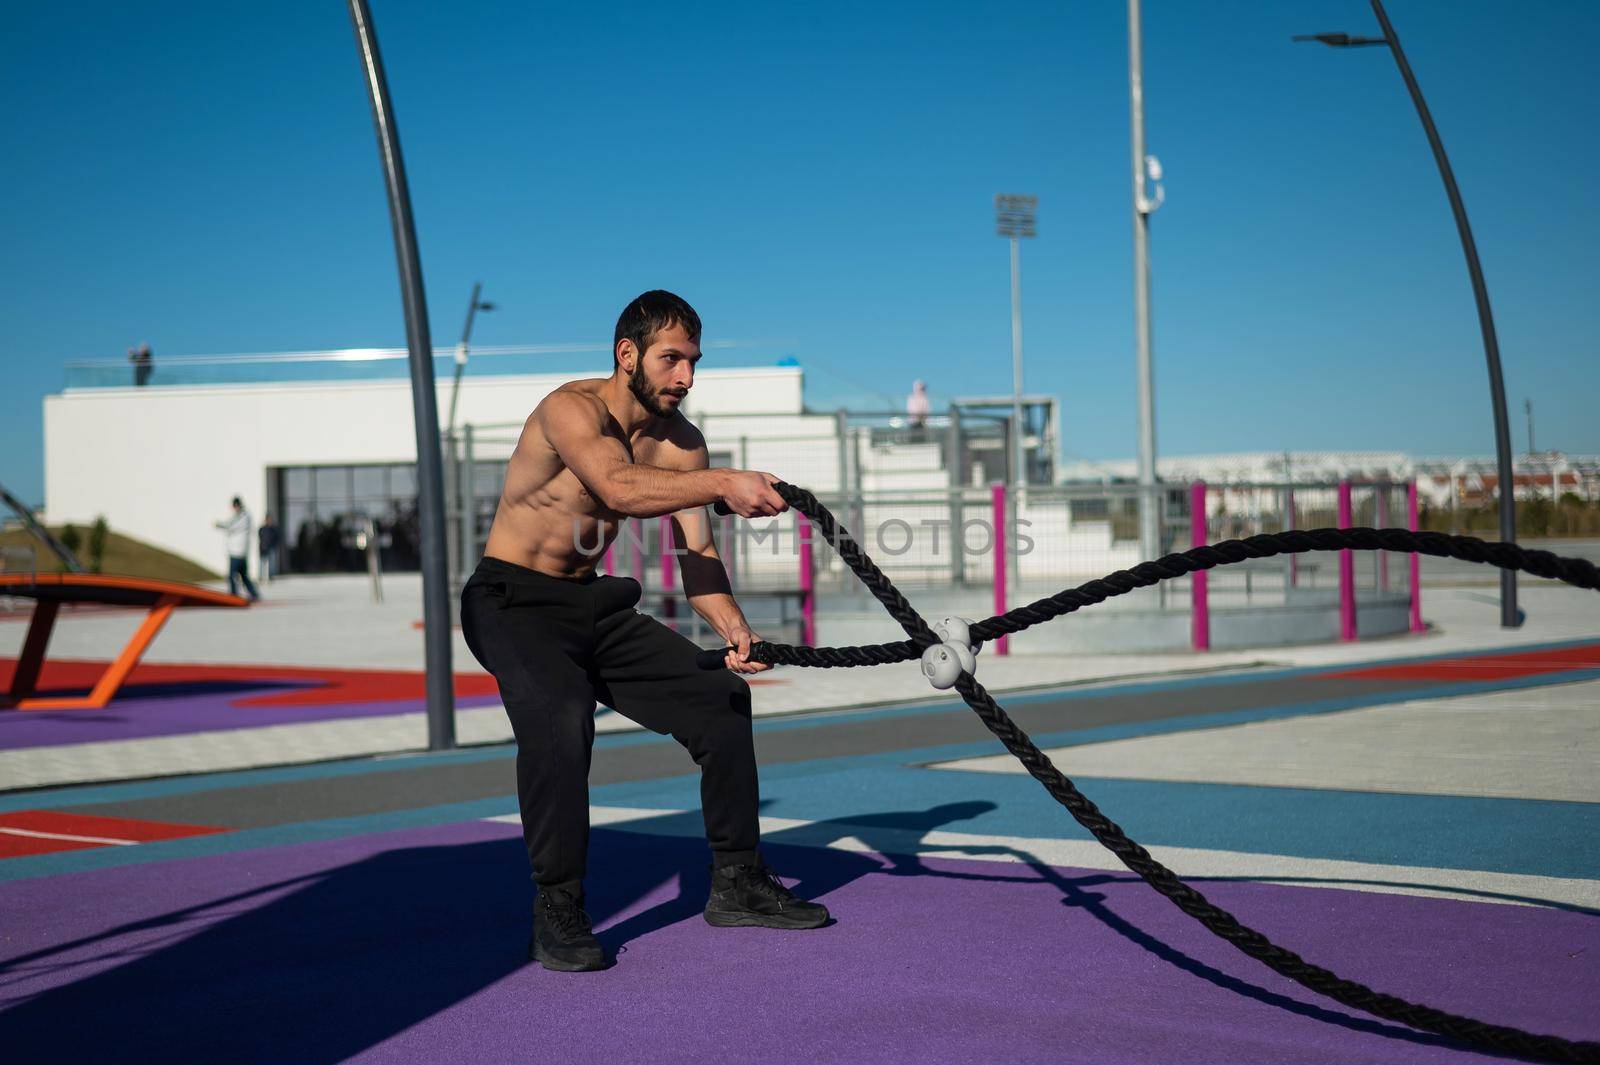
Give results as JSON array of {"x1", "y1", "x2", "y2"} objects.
[{"x1": 459, "y1": 290, "x2": 829, "y2": 973}]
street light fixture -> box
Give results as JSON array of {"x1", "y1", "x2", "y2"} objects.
[
  {"x1": 446, "y1": 281, "x2": 496, "y2": 434},
  {"x1": 1295, "y1": 0, "x2": 1520, "y2": 628},
  {"x1": 995, "y1": 193, "x2": 1036, "y2": 492}
]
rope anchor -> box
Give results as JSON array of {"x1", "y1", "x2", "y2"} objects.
[{"x1": 704, "y1": 484, "x2": 1600, "y2": 1063}]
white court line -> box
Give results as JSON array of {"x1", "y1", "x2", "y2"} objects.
[
  {"x1": 0, "y1": 827, "x2": 139, "y2": 846},
  {"x1": 482, "y1": 806, "x2": 1600, "y2": 912}
]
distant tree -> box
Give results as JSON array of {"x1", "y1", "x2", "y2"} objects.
[
  {"x1": 59, "y1": 524, "x2": 82, "y2": 560},
  {"x1": 88, "y1": 515, "x2": 109, "y2": 573}
]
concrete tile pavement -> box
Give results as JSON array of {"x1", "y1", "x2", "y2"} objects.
[{"x1": 1, "y1": 573, "x2": 1596, "y2": 792}]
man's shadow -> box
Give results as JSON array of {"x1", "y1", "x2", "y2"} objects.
[
  {"x1": 602, "y1": 799, "x2": 1472, "y2": 1055},
  {"x1": 590, "y1": 801, "x2": 1000, "y2": 950}
]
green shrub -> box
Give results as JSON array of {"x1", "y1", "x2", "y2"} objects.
[{"x1": 59, "y1": 524, "x2": 82, "y2": 556}]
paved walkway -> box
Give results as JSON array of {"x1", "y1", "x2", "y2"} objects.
[{"x1": 2, "y1": 577, "x2": 1596, "y2": 791}]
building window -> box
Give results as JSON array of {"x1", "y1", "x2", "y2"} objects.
[{"x1": 274, "y1": 463, "x2": 422, "y2": 573}]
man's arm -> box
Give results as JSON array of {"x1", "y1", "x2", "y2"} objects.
[
  {"x1": 539, "y1": 392, "x2": 727, "y2": 518},
  {"x1": 664, "y1": 427, "x2": 771, "y2": 674}
]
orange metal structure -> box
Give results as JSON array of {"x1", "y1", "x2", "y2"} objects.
[{"x1": 1, "y1": 574, "x2": 248, "y2": 711}]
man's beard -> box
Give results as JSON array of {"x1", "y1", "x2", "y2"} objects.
[{"x1": 629, "y1": 363, "x2": 679, "y2": 418}]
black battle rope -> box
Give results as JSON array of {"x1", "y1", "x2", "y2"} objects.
[{"x1": 699, "y1": 482, "x2": 1600, "y2": 1064}]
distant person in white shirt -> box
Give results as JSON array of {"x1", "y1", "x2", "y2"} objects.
[
  {"x1": 906, "y1": 379, "x2": 931, "y2": 440},
  {"x1": 214, "y1": 496, "x2": 260, "y2": 601}
]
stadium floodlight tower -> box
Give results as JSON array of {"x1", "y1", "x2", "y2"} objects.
[
  {"x1": 1294, "y1": 0, "x2": 1520, "y2": 629},
  {"x1": 995, "y1": 193, "x2": 1037, "y2": 494}
]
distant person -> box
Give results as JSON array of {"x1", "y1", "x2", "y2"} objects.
[
  {"x1": 214, "y1": 497, "x2": 260, "y2": 601},
  {"x1": 128, "y1": 343, "x2": 153, "y2": 387},
  {"x1": 258, "y1": 513, "x2": 280, "y2": 584},
  {"x1": 907, "y1": 379, "x2": 931, "y2": 440}
]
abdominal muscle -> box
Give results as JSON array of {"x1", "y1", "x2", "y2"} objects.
[
  {"x1": 481, "y1": 409, "x2": 643, "y2": 579},
  {"x1": 482, "y1": 461, "x2": 624, "y2": 579}
]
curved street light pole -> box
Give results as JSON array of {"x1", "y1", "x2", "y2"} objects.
[
  {"x1": 349, "y1": 0, "x2": 457, "y2": 748},
  {"x1": 1296, "y1": 1, "x2": 1520, "y2": 628},
  {"x1": 1368, "y1": 0, "x2": 1518, "y2": 628}
]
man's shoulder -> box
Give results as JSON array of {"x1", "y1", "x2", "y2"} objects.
[
  {"x1": 530, "y1": 383, "x2": 608, "y2": 436},
  {"x1": 540, "y1": 380, "x2": 607, "y2": 413},
  {"x1": 661, "y1": 413, "x2": 707, "y2": 454},
  {"x1": 645, "y1": 415, "x2": 708, "y2": 471}
]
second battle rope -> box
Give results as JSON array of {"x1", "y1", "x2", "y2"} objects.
[{"x1": 699, "y1": 482, "x2": 1600, "y2": 1064}]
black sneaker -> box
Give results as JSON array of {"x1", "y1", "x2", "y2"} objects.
[
  {"x1": 704, "y1": 860, "x2": 830, "y2": 930},
  {"x1": 529, "y1": 886, "x2": 608, "y2": 972}
]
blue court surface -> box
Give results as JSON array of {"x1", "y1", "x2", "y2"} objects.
[{"x1": 2, "y1": 641, "x2": 1597, "y2": 1063}]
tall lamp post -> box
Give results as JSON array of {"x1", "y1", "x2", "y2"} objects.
[
  {"x1": 995, "y1": 194, "x2": 1036, "y2": 491},
  {"x1": 1128, "y1": 0, "x2": 1166, "y2": 565},
  {"x1": 1294, "y1": 0, "x2": 1520, "y2": 628},
  {"x1": 446, "y1": 281, "x2": 496, "y2": 434}
]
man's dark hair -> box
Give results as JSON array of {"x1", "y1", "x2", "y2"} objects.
[
  {"x1": 231, "y1": 496, "x2": 242, "y2": 508},
  {"x1": 613, "y1": 290, "x2": 701, "y2": 368}
]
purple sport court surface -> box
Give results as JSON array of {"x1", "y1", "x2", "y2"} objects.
[{"x1": 2, "y1": 818, "x2": 1594, "y2": 1064}]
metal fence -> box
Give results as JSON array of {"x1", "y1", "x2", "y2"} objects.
[
  {"x1": 442, "y1": 422, "x2": 1422, "y2": 650},
  {"x1": 1189, "y1": 480, "x2": 1414, "y2": 608}
]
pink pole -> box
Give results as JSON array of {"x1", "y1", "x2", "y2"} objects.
[
  {"x1": 1190, "y1": 481, "x2": 1210, "y2": 651},
  {"x1": 1338, "y1": 480, "x2": 1356, "y2": 641},
  {"x1": 798, "y1": 516, "x2": 816, "y2": 646},
  {"x1": 602, "y1": 525, "x2": 615, "y2": 576},
  {"x1": 659, "y1": 515, "x2": 676, "y2": 620},
  {"x1": 1408, "y1": 480, "x2": 1425, "y2": 633},
  {"x1": 991, "y1": 482, "x2": 1009, "y2": 656}
]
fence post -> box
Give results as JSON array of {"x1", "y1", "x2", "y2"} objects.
[
  {"x1": 459, "y1": 424, "x2": 476, "y2": 578},
  {"x1": 1190, "y1": 481, "x2": 1209, "y2": 651},
  {"x1": 835, "y1": 409, "x2": 850, "y2": 495},
  {"x1": 659, "y1": 516, "x2": 677, "y2": 620},
  {"x1": 1338, "y1": 480, "x2": 1357, "y2": 641},
  {"x1": 948, "y1": 408, "x2": 965, "y2": 585},
  {"x1": 1284, "y1": 486, "x2": 1298, "y2": 589},
  {"x1": 1376, "y1": 483, "x2": 1391, "y2": 591},
  {"x1": 798, "y1": 515, "x2": 816, "y2": 645},
  {"x1": 720, "y1": 512, "x2": 735, "y2": 591},
  {"x1": 1409, "y1": 479, "x2": 1425, "y2": 633},
  {"x1": 443, "y1": 429, "x2": 459, "y2": 595},
  {"x1": 630, "y1": 517, "x2": 645, "y2": 600},
  {"x1": 992, "y1": 482, "x2": 1009, "y2": 656}
]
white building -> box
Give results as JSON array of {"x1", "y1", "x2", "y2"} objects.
[
  {"x1": 41, "y1": 349, "x2": 1055, "y2": 574},
  {"x1": 44, "y1": 351, "x2": 808, "y2": 572}
]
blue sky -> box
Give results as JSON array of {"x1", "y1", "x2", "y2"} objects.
[{"x1": 3, "y1": 0, "x2": 1597, "y2": 507}]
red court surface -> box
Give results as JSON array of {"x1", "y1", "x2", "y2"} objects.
[
  {"x1": 0, "y1": 659, "x2": 510, "y2": 750},
  {"x1": 1326, "y1": 641, "x2": 1600, "y2": 682},
  {"x1": 0, "y1": 658, "x2": 503, "y2": 708},
  {"x1": 0, "y1": 810, "x2": 228, "y2": 859}
]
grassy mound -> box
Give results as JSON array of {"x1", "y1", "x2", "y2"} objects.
[{"x1": 0, "y1": 525, "x2": 222, "y2": 584}]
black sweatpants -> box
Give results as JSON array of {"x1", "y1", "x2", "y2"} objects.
[{"x1": 460, "y1": 556, "x2": 760, "y2": 892}]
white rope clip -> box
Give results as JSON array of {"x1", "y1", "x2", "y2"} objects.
[{"x1": 921, "y1": 616, "x2": 978, "y2": 690}]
